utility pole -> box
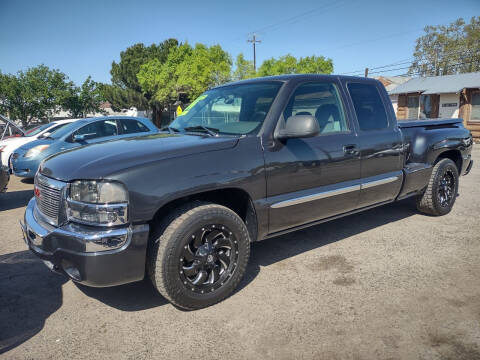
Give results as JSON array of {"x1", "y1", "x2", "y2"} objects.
[
  {"x1": 247, "y1": 34, "x2": 261, "y2": 72},
  {"x1": 364, "y1": 68, "x2": 369, "y2": 77}
]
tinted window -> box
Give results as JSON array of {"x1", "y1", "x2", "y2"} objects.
[
  {"x1": 24, "y1": 123, "x2": 52, "y2": 137},
  {"x1": 75, "y1": 120, "x2": 118, "y2": 139},
  {"x1": 348, "y1": 83, "x2": 388, "y2": 131},
  {"x1": 119, "y1": 119, "x2": 150, "y2": 134},
  {"x1": 283, "y1": 82, "x2": 348, "y2": 134}
]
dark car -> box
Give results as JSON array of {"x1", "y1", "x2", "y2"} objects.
[
  {"x1": 22, "y1": 75, "x2": 473, "y2": 310},
  {"x1": 11, "y1": 116, "x2": 158, "y2": 178}
]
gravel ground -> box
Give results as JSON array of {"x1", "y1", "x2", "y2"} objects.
[{"x1": 1, "y1": 147, "x2": 479, "y2": 360}]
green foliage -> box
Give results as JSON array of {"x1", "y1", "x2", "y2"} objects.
[
  {"x1": 137, "y1": 43, "x2": 232, "y2": 106},
  {"x1": 62, "y1": 76, "x2": 105, "y2": 118},
  {"x1": 257, "y1": 54, "x2": 333, "y2": 76},
  {"x1": 106, "y1": 39, "x2": 179, "y2": 110},
  {"x1": 233, "y1": 53, "x2": 256, "y2": 80},
  {"x1": 409, "y1": 16, "x2": 480, "y2": 76},
  {"x1": 0, "y1": 65, "x2": 71, "y2": 126}
]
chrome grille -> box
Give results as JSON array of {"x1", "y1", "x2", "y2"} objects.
[{"x1": 35, "y1": 174, "x2": 65, "y2": 225}]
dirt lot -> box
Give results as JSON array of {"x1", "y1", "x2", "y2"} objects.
[{"x1": 1, "y1": 147, "x2": 479, "y2": 360}]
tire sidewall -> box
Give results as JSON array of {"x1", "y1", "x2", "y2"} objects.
[
  {"x1": 162, "y1": 206, "x2": 250, "y2": 309},
  {"x1": 431, "y1": 160, "x2": 459, "y2": 215}
]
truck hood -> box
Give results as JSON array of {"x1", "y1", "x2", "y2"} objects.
[{"x1": 40, "y1": 133, "x2": 239, "y2": 181}]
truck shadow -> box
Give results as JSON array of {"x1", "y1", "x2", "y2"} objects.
[
  {"x1": 0, "y1": 190, "x2": 33, "y2": 211},
  {"x1": 78, "y1": 199, "x2": 418, "y2": 311},
  {"x1": 0, "y1": 250, "x2": 67, "y2": 355}
]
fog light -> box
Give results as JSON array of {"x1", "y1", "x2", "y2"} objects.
[{"x1": 85, "y1": 233, "x2": 129, "y2": 252}]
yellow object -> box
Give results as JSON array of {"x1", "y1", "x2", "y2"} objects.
[
  {"x1": 180, "y1": 94, "x2": 208, "y2": 116},
  {"x1": 176, "y1": 105, "x2": 183, "y2": 116}
]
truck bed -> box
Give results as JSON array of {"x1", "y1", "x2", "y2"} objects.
[{"x1": 398, "y1": 118, "x2": 463, "y2": 128}]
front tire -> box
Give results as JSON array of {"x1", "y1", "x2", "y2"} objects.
[
  {"x1": 147, "y1": 202, "x2": 250, "y2": 310},
  {"x1": 416, "y1": 158, "x2": 459, "y2": 216}
]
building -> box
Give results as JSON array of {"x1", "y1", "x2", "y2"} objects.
[
  {"x1": 389, "y1": 72, "x2": 480, "y2": 140},
  {"x1": 374, "y1": 76, "x2": 411, "y2": 114}
]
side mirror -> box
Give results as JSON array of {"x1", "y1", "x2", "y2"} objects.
[
  {"x1": 39, "y1": 132, "x2": 51, "y2": 139},
  {"x1": 276, "y1": 115, "x2": 320, "y2": 140},
  {"x1": 73, "y1": 133, "x2": 95, "y2": 142}
]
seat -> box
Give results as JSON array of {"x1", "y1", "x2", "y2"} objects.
[{"x1": 315, "y1": 104, "x2": 341, "y2": 133}]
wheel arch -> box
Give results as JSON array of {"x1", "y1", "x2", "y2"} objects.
[
  {"x1": 435, "y1": 149, "x2": 462, "y2": 174},
  {"x1": 149, "y1": 187, "x2": 258, "y2": 242}
]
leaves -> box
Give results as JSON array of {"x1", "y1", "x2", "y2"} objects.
[
  {"x1": 257, "y1": 54, "x2": 333, "y2": 76},
  {"x1": 409, "y1": 16, "x2": 480, "y2": 76},
  {"x1": 62, "y1": 76, "x2": 105, "y2": 118}
]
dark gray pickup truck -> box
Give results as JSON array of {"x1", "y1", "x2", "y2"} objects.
[{"x1": 22, "y1": 75, "x2": 473, "y2": 309}]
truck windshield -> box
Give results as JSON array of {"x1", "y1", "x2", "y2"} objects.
[{"x1": 170, "y1": 82, "x2": 283, "y2": 135}]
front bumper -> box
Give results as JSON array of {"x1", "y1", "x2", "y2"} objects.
[
  {"x1": 11, "y1": 156, "x2": 39, "y2": 178},
  {"x1": 21, "y1": 198, "x2": 150, "y2": 287}
]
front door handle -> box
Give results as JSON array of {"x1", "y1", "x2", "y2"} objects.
[{"x1": 343, "y1": 144, "x2": 358, "y2": 155}]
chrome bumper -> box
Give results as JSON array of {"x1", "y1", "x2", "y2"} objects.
[{"x1": 21, "y1": 198, "x2": 150, "y2": 287}]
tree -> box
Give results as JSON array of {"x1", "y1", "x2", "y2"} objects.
[
  {"x1": 408, "y1": 16, "x2": 480, "y2": 76},
  {"x1": 233, "y1": 53, "x2": 256, "y2": 80},
  {"x1": 103, "y1": 40, "x2": 179, "y2": 114},
  {"x1": 257, "y1": 54, "x2": 333, "y2": 76},
  {"x1": 137, "y1": 43, "x2": 232, "y2": 125},
  {"x1": 0, "y1": 65, "x2": 71, "y2": 127},
  {"x1": 62, "y1": 76, "x2": 105, "y2": 118}
]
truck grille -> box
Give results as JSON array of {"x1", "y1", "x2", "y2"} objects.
[{"x1": 35, "y1": 174, "x2": 65, "y2": 225}]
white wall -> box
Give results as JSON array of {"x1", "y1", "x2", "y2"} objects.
[
  {"x1": 389, "y1": 95, "x2": 398, "y2": 115},
  {"x1": 439, "y1": 93, "x2": 460, "y2": 118}
]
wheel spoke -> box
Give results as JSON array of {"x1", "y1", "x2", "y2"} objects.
[
  {"x1": 206, "y1": 230, "x2": 222, "y2": 245},
  {"x1": 181, "y1": 245, "x2": 195, "y2": 262},
  {"x1": 214, "y1": 237, "x2": 231, "y2": 250},
  {"x1": 218, "y1": 251, "x2": 230, "y2": 269},
  {"x1": 192, "y1": 230, "x2": 204, "y2": 248},
  {"x1": 209, "y1": 265, "x2": 220, "y2": 283},
  {"x1": 192, "y1": 270, "x2": 208, "y2": 285},
  {"x1": 183, "y1": 262, "x2": 200, "y2": 277}
]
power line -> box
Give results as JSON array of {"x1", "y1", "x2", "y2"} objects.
[{"x1": 247, "y1": 34, "x2": 261, "y2": 72}]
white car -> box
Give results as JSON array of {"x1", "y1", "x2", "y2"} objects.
[{"x1": 0, "y1": 119, "x2": 79, "y2": 167}]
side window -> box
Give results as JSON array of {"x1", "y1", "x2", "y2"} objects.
[
  {"x1": 119, "y1": 119, "x2": 150, "y2": 134},
  {"x1": 283, "y1": 82, "x2": 348, "y2": 134},
  {"x1": 348, "y1": 83, "x2": 389, "y2": 131},
  {"x1": 75, "y1": 120, "x2": 118, "y2": 139}
]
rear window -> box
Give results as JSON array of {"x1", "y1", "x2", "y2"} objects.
[{"x1": 348, "y1": 83, "x2": 388, "y2": 131}]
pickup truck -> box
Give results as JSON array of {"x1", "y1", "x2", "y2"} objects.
[{"x1": 22, "y1": 75, "x2": 473, "y2": 310}]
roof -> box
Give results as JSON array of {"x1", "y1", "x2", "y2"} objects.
[
  {"x1": 389, "y1": 72, "x2": 480, "y2": 95},
  {"x1": 373, "y1": 76, "x2": 411, "y2": 92}
]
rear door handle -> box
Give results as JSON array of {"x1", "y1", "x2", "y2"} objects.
[{"x1": 343, "y1": 144, "x2": 359, "y2": 155}]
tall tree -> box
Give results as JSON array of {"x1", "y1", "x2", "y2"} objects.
[
  {"x1": 409, "y1": 16, "x2": 480, "y2": 76},
  {"x1": 103, "y1": 39, "x2": 179, "y2": 114},
  {"x1": 257, "y1": 54, "x2": 333, "y2": 76},
  {"x1": 137, "y1": 43, "x2": 232, "y2": 125},
  {"x1": 0, "y1": 65, "x2": 71, "y2": 127},
  {"x1": 62, "y1": 76, "x2": 105, "y2": 118},
  {"x1": 233, "y1": 53, "x2": 256, "y2": 80}
]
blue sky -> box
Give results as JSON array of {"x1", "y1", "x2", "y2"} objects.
[{"x1": 1, "y1": 0, "x2": 479, "y2": 85}]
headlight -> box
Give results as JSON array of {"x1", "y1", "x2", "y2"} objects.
[
  {"x1": 66, "y1": 180, "x2": 129, "y2": 226},
  {"x1": 24, "y1": 144, "x2": 49, "y2": 158}
]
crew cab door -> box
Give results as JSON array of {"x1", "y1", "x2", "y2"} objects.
[
  {"x1": 264, "y1": 80, "x2": 361, "y2": 234},
  {"x1": 344, "y1": 81, "x2": 404, "y2": 208}
]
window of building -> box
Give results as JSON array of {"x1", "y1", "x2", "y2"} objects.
[
  {"x1": 283, "y1": 82, "x2": 348, "y2": 134},
  {"x1": 471, "y1": 92, "x2": 480, "y2": 121},
  {"x1": 348, "y1": 82, "x2": 388, "y2": 131}
]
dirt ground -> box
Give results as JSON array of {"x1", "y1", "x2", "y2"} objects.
[{"x1": 1, "y1": 147, "x2": 479, "y2": 360}]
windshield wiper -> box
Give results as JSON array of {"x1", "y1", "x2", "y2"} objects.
[
  {"x1": 184, "y1": 125, "x2": 219, "y2": 137},
  {"x1": 160, "y1": 126, "x2": 180, "y2": 134}
]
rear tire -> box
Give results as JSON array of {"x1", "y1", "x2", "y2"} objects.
[
  {"x1": 147, "y1": 202, "x2": 250, "y2": 310},
  {"x1": 416, "y1": 158, "x2": 459, "y2": 216}
]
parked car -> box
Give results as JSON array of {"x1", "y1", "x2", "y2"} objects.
[
  {"x1": 22, "y1": 75, "x2": 473, "y2": 310},
  {"x1": 0, "y1": 165, "x2": 9, "y2": 193},
  {"x1": 10, "y1": 116, "x2": 158, "y2": 178},
  {"x1": 0, "y1": 119, "x2": 79, "y2": 168}
]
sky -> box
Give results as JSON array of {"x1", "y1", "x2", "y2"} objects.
[{"x1": 1, "y1": 0, "x2": 479, "y2": 85}]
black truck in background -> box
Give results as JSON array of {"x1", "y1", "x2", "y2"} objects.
[{"x1": 22, "y1": 75, "x2": 473, "y2": 309}]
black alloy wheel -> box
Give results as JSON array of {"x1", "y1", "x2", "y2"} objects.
[
  {"x1": 437, "y1": 169, "x2": 455, "y2": 208},
  {"x1": 179, "y1": 224, "x2": 238, "y2": 294}
]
